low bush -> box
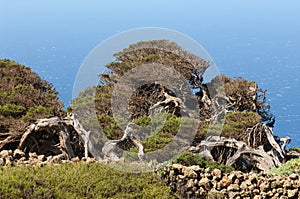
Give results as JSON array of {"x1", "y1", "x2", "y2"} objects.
[
  {"x1": 0, "y1": 162, "x2": 177, "y2": 199},
  {"x1": 22, "y1": 106, "x2": 53, "y2": 122},
  {"x1": 172, "y1": 152, "x2": 234, "y2": 173},
  {"x1": 269, "y1": 158, "x2": 300, "y2": 175},
  {"x1": 0, "y1": 104, "x2": 26, "y2": 117}
]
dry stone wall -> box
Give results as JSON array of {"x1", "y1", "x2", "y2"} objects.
[{"x1": 161, "y1": 164, "x2": 300, "y2": 199}]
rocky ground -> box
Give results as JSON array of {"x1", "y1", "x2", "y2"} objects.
[{"x1": 161, "y1": 164, "x2": 300, "y2": 199}]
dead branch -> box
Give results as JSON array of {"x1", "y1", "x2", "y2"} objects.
[
  {"x1": 102, "y1": 123, "x2": 144, "y2": 161},
  {"x1": 19, "y1": 117, "x2": 75, "y2": 159},
  {"x1": 69, "y1": 114, "x2": 101, "y2": 160},
  {"x1": 246, "y1": 123, "x2": 284, "y2": 158}
]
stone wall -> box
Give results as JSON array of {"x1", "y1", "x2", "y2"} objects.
[
  {"x1": 161, "y1": 164, "x2": 300, "y2": 199},
  {"x1": 0, "y1": 149, "x2": 95, "y2": 167}
]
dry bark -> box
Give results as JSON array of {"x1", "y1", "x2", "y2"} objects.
[
  {"x1": 70, "y1": 114, "x2": 101, "y2": 160},
  {"x1": 17, "y1": 115, "x2": 144, "y2": 161},
  {"x1": 102, "y1": 123, "x2": 144, "y2": 161},
  {"x1": 192, "y1": 123, "x2": 291, "y2": 172},
  {"x1": 19, "y1": 117, "x2": 75, "y2": 159}
]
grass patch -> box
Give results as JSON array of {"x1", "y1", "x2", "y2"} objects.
[{"x1": 0, "y1": 162, "x2": 177, "y2": 199}]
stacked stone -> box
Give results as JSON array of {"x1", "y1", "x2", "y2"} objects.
[
  {"x1": 0, "y1": 150, "x2": 96, "y2": 167},
  {"x1": 161, "y1": 164, "x2": 300, "y2": 199}
]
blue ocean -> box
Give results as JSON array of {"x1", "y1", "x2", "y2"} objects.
[{"x1": 1, "y1": 1, "x2": 299, "y2": 147}]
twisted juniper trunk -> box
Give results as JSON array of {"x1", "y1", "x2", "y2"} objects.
[
  {"x1": 192, "y1": 123, "x2": 292, "y2": 173},
  {"x1": 102, "y1": 123, "x2": 144, "y2": 161}
]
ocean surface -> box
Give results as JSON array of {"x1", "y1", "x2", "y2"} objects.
[{"x1": 1, "y1": 1, "x2": 299, "y2": 147}]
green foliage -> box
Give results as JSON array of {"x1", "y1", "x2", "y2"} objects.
[
  {"x1": 141, "y1": 54, "x2": 158, "y2": 62},
  {"x1": 269, "y1": 158, "x2": 300, "y2": 175},
  {"x1": 221, "y1": 111, "x2": 260, "y2": 142},
  {"x1": 172, "y1": 152, "x2": 234, "y2": 173},
  {"x1": 140, "y1": 114, "x2": 181, "y2": 153},
  {"x1": 97, "y1": 115, "x2": 124, "y2": 139},
  {"x1": 193, "y1": 112, "x2": 260, "y2": 144},
  {"x1": 14, "y1": 84, "x2": 32, "y2": 92},
  {"x1": 0, "y1": 59, "x2": 63, "y2": 149},
  {"x1": 132, "y1": 116, "x2": 151, "y2": 127},
  {"x1": 71, "y1": 95, "x2": 94, "y2": 110},
  {"x1": 0, "y1": 104, "x2": 26, "y2": 117},
  {"x1": 161, "y1": 114, "x2": 181, "y2": 135},
  {"x1": 22, "y1": 106, "x2": 53, "y2": 123},
  {"x1": 142, "y1": 132, "x2": 173, "y2": 153},
  {"x1": 0, "y1": 162, "x2": 177, "y2": 199},
  {"x1": 208, "y1": 75, "x2": 273, "y2": 123}
]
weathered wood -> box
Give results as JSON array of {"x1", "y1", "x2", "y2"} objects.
[
  {"x1": 286, "y1": 150, "x2": 300, "y2": 160},
  {"x1": 149, "y1": 92, "x2": 182, "y2": 115},
  {"x1": 69, "y1": 113, "x2": 102, "y2": 160},
  {"x1": 3, "y1": 110, "x2": 296, "y2": 172},
  {"x1": 0, "y1": 136, "x2": 16, "y2": 150},
  {"x1": 58, "y1": 125, "x2": 75, "y2": 159},
  {"x1": 102, "y1": 123, "x2": 144, "y2": 161},
  {"x1": 193, "y1": 123, "x2": 291, "y2": 172},
  {"x1": 19, "y1": 117, "x2": 75, "y2": 159},
  {"x1": 246, "y1": 123, "x2": 284, "y2": 158},
  {"x1": 279, "y1": 136, "x2": 291, "y2": 154},
  {"x1": 84, "y1": 131, "x2": 91, "y2": 159}
]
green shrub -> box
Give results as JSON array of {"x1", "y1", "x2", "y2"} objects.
[
  {"x1": 0, "y1": 59, "x2": 64, "y2": 150},
  {"x1": 97, "y1": 115, "x2": 124, "y2": 139},
  {"x1": 0, "y1": 104, "x2": 26, "y2": 117},
  {"x1": 221, "y1": 111, "x2": 260, "y2": 142},
  {"x1": 14, "y1": 84, "x2": 32, "y2": 92},
  {"x1": 172, "y1": 152, "x2": 234, "y2": 173},
  {"x1": 141, "y1": 54, "x2": 158, "y2": 62},
  {"x1": 269, "y1": 158, "x2": 300, "y2": 175},
  {"x1": 133, "y1": 115, "x2": 151, "y2": 127},
  {"x1": 140, "y1": 114, "x2": 181, "y2": 153},
  {"x1": 22, "y1": 106, "x2": 53, "y2": 122},
  {"x1": 193, "y1": 112, "x2": 260, "y2": 145},
  {"x1": 0, "y1": 162, "x2": 177, "y2": 199},
  {"x1": 142, "y1": 132, "x2": 173, "y2": 153}
]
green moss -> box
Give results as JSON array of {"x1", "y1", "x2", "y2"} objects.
[{"x1": 0, "y1": 162, "x2": 177, "y2": 199}]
